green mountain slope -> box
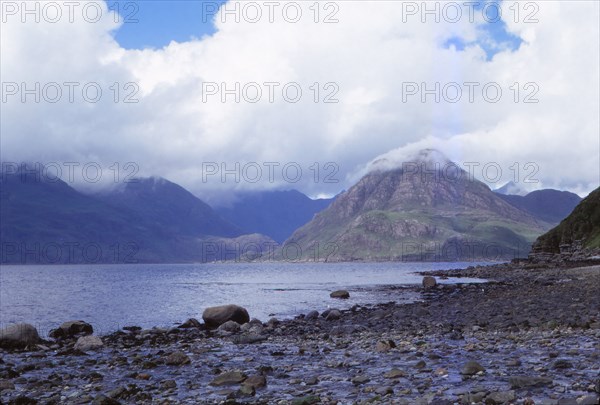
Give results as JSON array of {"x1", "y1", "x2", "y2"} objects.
[{"x1": 532, "y1": 187, "x2": 600, "y2": 253}]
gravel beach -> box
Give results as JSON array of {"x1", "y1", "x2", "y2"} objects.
[{"x1": 1, "y1": 262, "x2": 599, "y2": 404}]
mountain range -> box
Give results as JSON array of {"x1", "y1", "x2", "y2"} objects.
[
  {"x1": 0, "y1": 151, "x2": 586, "y2": 264},
  {"x1": 0, "y1": 169, "x2": 270, "y2": 264}
]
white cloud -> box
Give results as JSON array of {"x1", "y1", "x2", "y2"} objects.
[{"x1": 1, "y1": 0, "x2": 598, "y2": 201}]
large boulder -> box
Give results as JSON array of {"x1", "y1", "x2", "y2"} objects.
[
  {"x1": 49, "y1": 320, "x2": 93, "y2": 339},
  {"x1": 202, "y1": 305, "x2": 249, "y2": 328},
  {"x1": 0, "y1": 323, "x2": 40, "y2": 349}
]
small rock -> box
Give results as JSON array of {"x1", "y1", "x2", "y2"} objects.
[
  {"x1": 576, "y1": 395, "x2": 600, "y2": 405},
  {"x1": 305, "y1": 376, "x2": 319, "y2": 385},
  {"x1": 553, "y1": 359, "x2": 572, "y2": 369},
  {"x1": 243, "y1": 375, "x2": 267, "y2": 389},
  {"x1": 178, "y1": 318, "x2": 201, "y2": 328},
  {"x1": 305, "y1": 310, "x2": 319, "y2": 320},
  {"x1": 292, "y1": 396, "x2": 320, "y2": 405},
  {"x1": 92, "y1": 395, "x2": 120, "y2": 405},
  {"x1": 160, "y1": 380, "x2": 177, "y2": 389},
  {"x1": 461, "y1": 361, "x2": 485, "y2": 375},
  {"x1": 217, "y1": 320, "x2": 241, "y2": 333},
  {"x1": 209, "y1": 371, "x2": 247, "y2": 386},
  {"x1": 422, "y1": 276, "x2": 437, "y2": 289},
  {"x1": 74, "y1": 335, "x2": 103, "y2": 351},
  {"x1": 384, "y1": 368, "x2": 407, "y2": 379},
  {"x1": 164, "y1": 351, "x2": 190, "y2": 366},
  {"x1": 330, "y1": 290, "x2": 350, "y2": 299},
  {"x1": 238, "y1": 384, "x2": 255, "y2": 396},
  {"x1": 352, "y1": 375, "x2": 370, "y2": 385},
  {"x1": 485, "y1": 391, "x2": 516, "y2": 404},
  {"x1": 325, "y1": 309, "x2": 341, "y2": 321},
  {"x1": 0, "y1": 380, "x2": 15, "y2": 391},
  {"x1": 509, "y1": 376, "x2": 553, "y2": 389}
]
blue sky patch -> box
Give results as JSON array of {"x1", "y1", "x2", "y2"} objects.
[{"x1": 110, "y1": 0, "x2": 225, "y2": 49}]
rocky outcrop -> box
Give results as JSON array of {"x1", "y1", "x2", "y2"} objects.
[
  {"x1": 202, "y1": 305, "x2": 250, "y2": 328},
  {"x1": 0, "y1": 323, "x2": 40, "y2": 348}
]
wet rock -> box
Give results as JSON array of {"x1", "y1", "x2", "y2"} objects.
[
  {"x1": 202, "y1": 305, "x2": 250, "y2": 328},
  {"x1": 461, "y1": 360, "x2": 485, "y2": 375},
  {"x1": 231, "y1": 334, "x2": 267, "y2": 344},
  {"x1": 7, "y1": 396, "x2": 37, "y2": 404},
  {"x1": 375, "y1": 340, "x2": 395, "y2": 352},
  {"x1": 49, "y1": 320, "x2": 93, "y2": 339},
  {"x1": 0, "y1": 380, "x2": 15, "y2": 391},
  {"x1": 238, "y1": 384, "x2": 255, "y2": 396},
  {"x1": 305, "y1": 376, "x2": 319, "y2": 385},
  {"x1": 330, "y1": 290, "x2": 350, "y2": 299},
  {"x1": 552, "y1": 359, "x2": 572, "y2": 369},
  {"x1": 325, "y1": 309, "x2": 341, "y2": 321},
  {"x1": 352, "y1": 375, "x2": 370, "y2": 385},
  {"x1": 74, "y1": 335, "x2": 103, "y2": 351},
  {"x1": 384, "y1": 368, "x2": 407, "y2": 379},
  {"x1": 160, "y1": 379, "x2": 177, "y2": 389},
  {"x1": 209, "y1": 371, "x2": 247, "y2": 386},
  {"x1": 243, "y1": 375, "x2": 267, "y2": 389},
  {"x1": 305, "y1": 310, "x2": 319, "y2": 320},
  {"x1": 422, "y1": 276, "x2": 437, "y2": 289},
  {"x1": 178, "y1": 318, "x2": 201, "y2": 328},
  {"x1": 164, "y1": 351, "x2": 190, "y2": 366},
  {"x1": 91, "y1": 395, "x2": 120, "y2": 405},
  {"x1": 485, "y1": 391, "x2": 516, "y2": 404},
  {"x1": 0, "y1": 323, "x2": 40, "y2": 349},
  {"x1": 292, "y1": 395, "x2": 320, "y2": 405},
  {"x1": 509, "y1": 376, "x2": 553, "y2": 389},
  {"x1": 217, "y1": 320, "x2": 241, "y2": 333},
  {"x1": 576, "y1": 396, "x2": 600, "y2": 405}
]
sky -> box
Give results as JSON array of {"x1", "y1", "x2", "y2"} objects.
[{"x1": 1, "y1": 0, "x2": 599, "y2": 203}]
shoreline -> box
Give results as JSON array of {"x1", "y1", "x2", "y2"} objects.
[{"x1": 1, "y1": 261, "x2": 599, "y2": 404}]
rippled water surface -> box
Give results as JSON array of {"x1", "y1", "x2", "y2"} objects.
[{"x1": 0, "y1": 262, "x2": 488, "y2": 335}]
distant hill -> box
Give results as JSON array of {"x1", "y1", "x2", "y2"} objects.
[
  {"x1": 532, "y1": 187, "x2": 600, "y2": 254},
  {"x1": 282, "y1": 149, "x2": 549, "y2": 261},
  {"x1": 497, "y1": 189, "x2": 581, "y2": 225},
  {"x1": 99, "y1": 177, "x2": 243, "y2": 238},
  {"x1": 216, "y1": 190, "x2": 333, "y2": 243},
  {"x1": 0, "y1": 168, "x2": 271, "y2": 264}
]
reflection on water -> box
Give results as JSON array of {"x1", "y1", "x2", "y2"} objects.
[{"x1": 0, "y1": 261, "x2": 489, "y2": 335}]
